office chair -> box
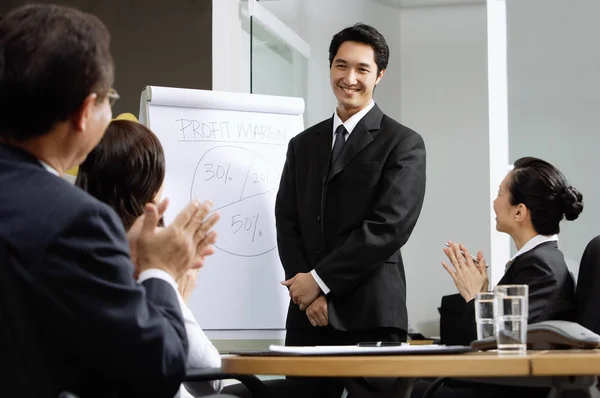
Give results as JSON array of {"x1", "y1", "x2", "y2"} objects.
[
  {"x1": 438, "y1": 293, "x2": 476, "y2": 346},
  {"x1": 576, "y1": 235, "x2": 600, "y2": 334},
  {"x1": 185, "y1": 368, "x2": 313, "y2": 398},
  {"x1": 185, "y1": 368, "x2": 272, "y2": 398},
  {"x1": 204, "y1": 396, "x2": 240, "y2": 398}
]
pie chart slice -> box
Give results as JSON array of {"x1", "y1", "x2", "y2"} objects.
[{"x1": 190, "y1": 146, "x2": 280, "y2": 257}]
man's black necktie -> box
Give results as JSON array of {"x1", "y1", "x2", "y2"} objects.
[{"x1": 332, "y1": 124, "x2": 348, "y2": 163}]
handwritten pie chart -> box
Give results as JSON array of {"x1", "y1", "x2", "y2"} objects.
[{"x1": 190, "y1": 146, "x2": 281, "y2": 257}]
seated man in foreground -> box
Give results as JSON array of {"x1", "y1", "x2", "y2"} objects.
[{"x1": 0, "y1": 4, "x2": 218, "y2": 397}]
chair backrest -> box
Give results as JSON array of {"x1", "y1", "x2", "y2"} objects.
[
  {"x1": 576, "y1": 235, "x2": 600, "y2": 334},
  {"x1": 0, "y1": 240, "x2": 56, "y2": 396},
  {"x1": 438, "y1": 293, "x2": 477, "y2": 346}
]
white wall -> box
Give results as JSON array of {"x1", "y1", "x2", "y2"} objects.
[
  {"x1": 507, "y1": 0, "x2": 600, "y2": 279},
  {"x1": 212, "y1": 0, "x2": 250, "y2": 93},
  {"x1": 399, "y1": 4, "x2": 491, "y2": 336},
  {"x1": 258, "y1": 0, "x2": 302, "y2": 33}
]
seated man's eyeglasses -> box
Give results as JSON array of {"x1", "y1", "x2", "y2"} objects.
[{"x1": 107, "y1": 88, "x2": 120, "y2": 107}]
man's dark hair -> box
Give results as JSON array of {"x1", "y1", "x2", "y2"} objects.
[
  {"x1": 328, "y1": 23, "x2": 389, "y2": 74},
  {"x1": 76, "y1": 120, "x2": 166, "y2": 231},
  {"x1": 0, "y1": 4, "x2": 113, "y2": 141},
  {"x1": 509, "y1": 157, "x2": 584, "y2": 235}
]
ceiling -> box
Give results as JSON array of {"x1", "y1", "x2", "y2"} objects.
[
  {"x1": 256, "y1": 0, "x2": 485, "y2": 6},
  {"x1": 372, "y1": 0, "x2": 485, "y2": 8}
]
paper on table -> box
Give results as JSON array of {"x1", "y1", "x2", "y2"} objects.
[{"x1": 268, "y1": 344, "x2": 466, "y2": 356}]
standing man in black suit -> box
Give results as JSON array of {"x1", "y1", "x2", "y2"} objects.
[
  {"x1": 276, "y1": 23, "x2": 426, "y2": 396},
  {"x1": 0, "y1": 4, "x2": 219, "y2": 398}
]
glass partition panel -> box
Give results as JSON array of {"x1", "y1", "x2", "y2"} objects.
[
  {"x1": 250, "y1": 4, "x2": 308, "y2": 125},
  {"x1": 251, "y1": 19, "x2": 307, "y2": 99}
]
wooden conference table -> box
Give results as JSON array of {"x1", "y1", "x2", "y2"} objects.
[{"x1": 222, "y1": 350, "x2": 600, "y2": 397}]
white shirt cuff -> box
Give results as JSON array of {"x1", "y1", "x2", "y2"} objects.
[
  {"x1": 137, "y1": 268, "x2": 179, "y2": 292},
  {"x1": 310, "y1": 269, "x2": 330, "y2": 295}
]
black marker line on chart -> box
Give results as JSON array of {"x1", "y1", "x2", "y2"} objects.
[
  {"x1": 209, "y1": 188, "x2": 278, "y2": 213},
  {"x1": 179, "y1": 139, "x2": 287, "y2": 147},
  {"x1": 252, "y1": 213, "x2": 259, "y2": 242},
  {"x1": 217, "y1": 245, "x2": 278, "y2": 258},
  {"x1": 239, "y1": 155, "x2": 256, "y2": 201},
  {"x1": 205, "y1": 190, "x2": 278, "y2": 257}
]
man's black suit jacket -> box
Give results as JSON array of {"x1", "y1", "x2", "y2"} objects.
[
  {"x1": 440, "y1": 241, "x2": 577, "y2": 345},
  {"x1": 0, "y1": 144, "x2": 188, "y2": 397},
  {"x1": 275, "y1": 105, "x2": 427, "y2": 334}
]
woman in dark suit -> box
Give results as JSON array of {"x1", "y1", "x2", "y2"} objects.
[
  {"x1": 412, "y1": 156, "x2": 583, "y2": 398},
  {"x1": 442, "y1": 156, "x2": 582, "y2": 333}
]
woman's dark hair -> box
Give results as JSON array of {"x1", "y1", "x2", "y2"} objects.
[
  {"x1": 0, "y1": 4, "x2": 113, "y2": 141},
  {"x1": 75, "y1": 120, "x2": 165, "y2": 231},
  {"x1": 329, "y1": 23, "x2": 389, "y2": 74},
  {"x1": 508, "y1": 157, "x2": 583, "y2": 235}
]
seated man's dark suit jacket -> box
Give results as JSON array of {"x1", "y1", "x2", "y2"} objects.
[
  {"x1": 0, "y1": 144, "x2": 188, "y2": 398},
  {"x1": 440, "y1": 241, "x2": 577, "y2": 346},
  {"x1": 275, "y1": 104, "x2": 427, "y2": 342}
]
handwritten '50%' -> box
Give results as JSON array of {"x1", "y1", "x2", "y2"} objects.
[{"x1": 231, "y1": 213, "x2": 262, "y2": 242}]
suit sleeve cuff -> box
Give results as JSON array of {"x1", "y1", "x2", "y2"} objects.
[
  {"x1": 138, "y1": 268, "x2": 179, "y2": 292},
  {"x1": 310, "y1": 269, "x2": 330, "y2": 295}
]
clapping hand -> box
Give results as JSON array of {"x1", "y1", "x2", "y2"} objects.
[
  {"x1": 441, "y1": 241, "x2": 489, "y2": 302},
  {"x1": 133, "y1": 198, "x2": 220, "y2": 280},
  {"x1": 178, "y1": 268, "x2": 200, "y2": 302}
]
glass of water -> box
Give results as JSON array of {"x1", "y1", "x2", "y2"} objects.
[
  {"x1": 494, "y1": 284, "x2": 528, "y2": 353},
  {"x1": 474, "y1": 292, "x2": 495, "y2": 340}
]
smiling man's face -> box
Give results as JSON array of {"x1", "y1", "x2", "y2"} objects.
[{"x1": 330, "y1": 40, "x2": 384, "y2": 121}]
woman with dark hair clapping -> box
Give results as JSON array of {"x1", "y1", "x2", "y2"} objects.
[
  {"x1": 442, "y1": 156, "x2": 582, "y2": 330},
  {"x1": 76, "y1": 117, "x2": 223, "y2": 398},
  {"x1": 413, "y1": 157, "x2": 583, "y2": 398}
]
